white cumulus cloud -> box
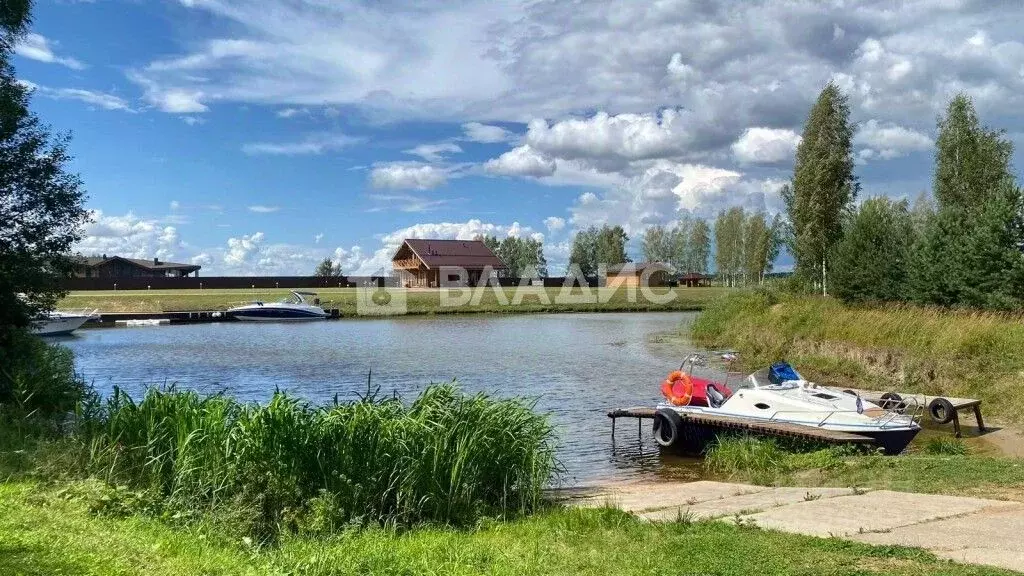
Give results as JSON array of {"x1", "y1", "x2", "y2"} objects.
[
  {"x1": 462, "y1": 122, "x2": 512, "y2": 143},
  {"x1": 525, "y1": 109, "x2": 693, "y2": 165},
  {"x1": 370, "y1": 163, "x2": 449, "y2": 190},
  {"x1": 854, "y1": 119, "x2": 934, "y2": 160},
  {"x1": 484, "y1": 145, "x2": 556, "y2": 177},
  {"x1": 544, "y1": 216, "x2": 566, "y2": 233},
  {"x1": 731, "y1": 128, "x2": 802, "y2": 164}
]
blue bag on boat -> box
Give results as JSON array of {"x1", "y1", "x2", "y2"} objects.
[{"x1": 768, "y1": 361, "x2": 801, "y2": 384}]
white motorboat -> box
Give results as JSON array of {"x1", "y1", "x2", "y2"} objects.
[
  {"x1": 654, "y1": 355, "x2": 921, "y2": 454},
  {"x1": 226, "y1": 291, "x2": 329, "y2": 321},
  {"x1": 32, "y1": 309, "x2": 98, "y2": 336}
]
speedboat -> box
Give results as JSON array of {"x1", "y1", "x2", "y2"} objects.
[
  {"x1": 654, "y1": 355, "x2": 921, "y2": 454},
  {"x1": 226, "y1": 291, "x2": 329, "y2": 321},
  {"x1": 32, "y1": 309, "x2": 98, "y2": 336}
]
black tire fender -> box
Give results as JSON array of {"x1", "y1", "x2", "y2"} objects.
[
  {"x1": 880, "y1": 392, "x2": 906, "y2": 414},
  {"x1": 653, "y1": 408, "x2": 684, "y2": 448},
  {"x1": 928, "y1": 398, "x2": 956, "y2": 425}
]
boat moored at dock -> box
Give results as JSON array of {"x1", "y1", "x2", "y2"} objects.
[
  {"x1": 32, "y1": 309, "x2": 98, "y2": 336},
  {"x1": 647, "y1": 355, "x2": 921, "y2": 455},
  {"x1": 226, "y1": 291, "x2": 329, "y2": 321}
]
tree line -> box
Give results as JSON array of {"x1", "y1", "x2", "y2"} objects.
[{"x1": 787, "y1": 84, "x2": 1024, "y2": 309}]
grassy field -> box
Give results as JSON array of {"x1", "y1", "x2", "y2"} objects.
[
  {"x1": 690, "y1": 290, "x2": 1024, "y2": 422},
  {"x1": 59, "y1": 286, "x2": 727, "y2": 315},
  {"x1": 1, "y1": 480, "x2": 1013, "y2": 576}
]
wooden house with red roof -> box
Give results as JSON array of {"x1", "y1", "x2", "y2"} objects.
[{"x1": 391, "y1": 239, "x2": 506, "y2": 287}]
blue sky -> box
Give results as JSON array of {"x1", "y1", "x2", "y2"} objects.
[{"x1": 13, "y1": 1, "x2": 1024, "y2": 275}]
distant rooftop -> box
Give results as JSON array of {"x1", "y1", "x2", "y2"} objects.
[
  {"x1": 79, "y1": 255, "x2": 201, "y2": 272},
  {"x1": 394, "y1": 239, "x2": 507, "y2": 269},
  {"x1": 606, "y1": 262, "x2": 672, "y2": 274}
]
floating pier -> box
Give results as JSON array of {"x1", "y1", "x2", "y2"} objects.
[
  {"x1": 89, "y1": 309, "x2": 344, "y2": 327},
  {"x1": 608, "y1": 406, "x2": 874, "y2": 452}
]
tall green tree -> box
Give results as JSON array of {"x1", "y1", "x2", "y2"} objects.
[
  {"x1": 641, "y1": 224, "x2": 671, "y2": 264},
  {"x1": 714, "y1": 208, "x2": 745, "y2": 286},
  {"x1": 642, "y1": 221, "x2": 692, "y2": 272},
  {"x1": 478, "y1": 235, "x2": 548, "y2": 278},
  {"x1": 567, "y1": 227, "x2": 598, "y2": 276},
  {"x1": 568, "y1": 225, "x2": 629, "y2": 276},
  {"x1": 1, "y1": 3, "x2": 90, "y2": 344},
  {"x1": 908, "y1": 95, "x2": 1024, "y2": 309},
  {"x1": 831, "y1": 198, "x2": 915, "y2": 303},
  {"x1": 686, "y1": 219, "x2": 711, "y2": 274},
  {"x1": 786, "y1": 82, "x2": 859, "y2": 293},
  {"x1": 669, "y1": 218, "x2": 692, "y2": 273},
  {"x1": 742, "y1": 212, "x2": 783, "y2": 286},
  {"x1": 314, "y1": 258, "x2": 342, "y2": 277},
  {"x1": 595, "y1": 225, "x2": 629, "y2": 267}
]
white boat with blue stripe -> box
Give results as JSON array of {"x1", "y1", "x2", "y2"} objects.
[
  {"x1": 662, "y1": 359, "x2": 921, "y2": 454},
  {"x1": 227, "y1": 291, "x2": 329, "y2": 322}
]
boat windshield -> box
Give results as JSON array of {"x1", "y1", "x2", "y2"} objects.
[
  {"x1": 281, "y1": 292, "x2": 305, "y2": 305},
  {"x1": 747, "y1": 363, "x2": 803, "y2": 389}
]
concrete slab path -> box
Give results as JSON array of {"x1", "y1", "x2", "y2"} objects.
[{"x1": 573, "y1": 481, "x2": 1024, "y2": 573}]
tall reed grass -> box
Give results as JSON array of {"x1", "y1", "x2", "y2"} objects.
[
  {"x1": 83, "y1": 383, "x2": 558, "y2": 537},
  {"x1": 692, "y1": 290, "x2": 1024, "y2": 420}
]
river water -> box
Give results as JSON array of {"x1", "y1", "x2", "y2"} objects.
[{"x1": 63, "y1": 312, "x2": 727, "y2": 485}]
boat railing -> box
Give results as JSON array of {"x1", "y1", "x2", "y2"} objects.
[
  {"x1": 767, "y1": 408, "x2": 919, "y2": 429},
  {"x1": 55, "y1": 308, "x2": 100, "y2": 318}
]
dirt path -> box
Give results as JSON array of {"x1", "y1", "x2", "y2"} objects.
[{"x1": 571, "y1": 480, "x2": 1024, "y2": 573}]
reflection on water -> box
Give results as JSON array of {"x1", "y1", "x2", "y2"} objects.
[{"x1": 63, "y1": 312, "x2": 728, "y2": 485}]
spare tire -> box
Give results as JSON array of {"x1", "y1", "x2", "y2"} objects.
[
  {"x1": 653, "y1": 408, "x2": 684, "y2": 448},
  {"x1": 929, "y1": 398, "x2": 956, "y2": 425},
  {"x1": 880, "y1": 392, "x2": 906, "y2": 414}
]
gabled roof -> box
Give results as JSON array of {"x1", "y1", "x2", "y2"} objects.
[
  {"x1": 78, "y1": 255, "x2": 201, "y2": 272},
  {"x1": 394, "y1": 239, "x2": 507, "y2": 269},
  {"x1": 606, "y1": 262, "x2": 672, "y2": 275}
]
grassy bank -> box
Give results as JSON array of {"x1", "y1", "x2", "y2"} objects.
[
  {"x1": 59, "y1": 286, "x2": 726, "y2": 315},
  {"x1": 691, "y1": 291, "x2": 1024, "y2": 422},
  {"x1": 2, "y1": 481, "x2": 1013, "y2": 576},
  {"x1": 2, "y1": 383, "x2": 558, "y2": 543},
  {"x1": 704, "y1": 436, "x2": 1024, "y2": 499}
]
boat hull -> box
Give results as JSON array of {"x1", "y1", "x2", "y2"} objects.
[
  {"x1": 32, "y1": 314, "x2": 92, "y2": 336},
  {"x1": 851, "y1": 427, "x2": 921, "y2": 455},
  {"x1": 665, "y1": 406, "x2": 921, "y2": 455},
  {"x1": 227, "y1": 307, "x2": 328, "y2": 321}
]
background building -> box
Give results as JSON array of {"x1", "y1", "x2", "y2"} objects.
[
  {"x1": 76, "y1": 255, "x2": 201, "y2": 278},
  {"x1": 605, "y1": 262, "x2": 672, "y2": 288},
  {"x1": 392, "y1": 239, "x2": 506, "y2": 287}
]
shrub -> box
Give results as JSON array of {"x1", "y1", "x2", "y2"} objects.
[{"x1": 0, "y1": 329, "x2": 94, "y2": 422}]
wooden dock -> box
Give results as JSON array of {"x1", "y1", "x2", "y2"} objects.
[
  {"x1": 89, "y1": 309, "x2": 344, "y2": 326},
  {"x1": 608, "y1": 406, "x2": 873, "y2": 449},
  {"x1": 847, "y1": 388, "x2": 985, "y2": 438}
]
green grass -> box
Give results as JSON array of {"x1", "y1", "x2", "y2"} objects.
[
  {"x1": 690, "y1": 290, "x2": 1024, "y2": 422},
  {"x1": 704, "y1": 436, "x2": 1024, "y2": 499},
  {"x1": 4, "y1": 383, "x2": 558, "y2": 542},
  {"x1": 1, "y1": 481, "x2": 1014, "y2": 576},
  {"x1": 59, "y1": 286, "x2": 727, "y2": 315}
]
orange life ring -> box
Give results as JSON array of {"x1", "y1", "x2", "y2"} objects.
[{"x1": 660, "y1": 370, "x2": 693, "y2": 406}]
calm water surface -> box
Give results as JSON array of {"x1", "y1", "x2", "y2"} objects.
[{"x1": 64, "y1": 312, "x2": 727, "y2": 485}]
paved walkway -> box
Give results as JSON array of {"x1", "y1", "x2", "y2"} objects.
[{"x1": 568, "y1": 481, "x2": 1024, "y2": 573}]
